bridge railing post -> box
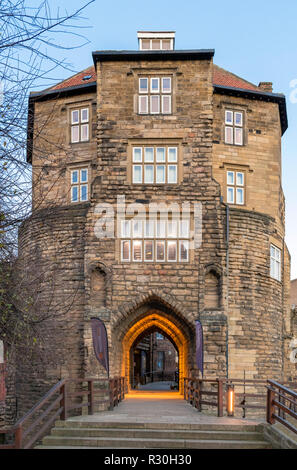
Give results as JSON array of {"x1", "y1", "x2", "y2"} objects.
[{"x1": 217, "y1": 379, "x2": 224, "y2": 417}]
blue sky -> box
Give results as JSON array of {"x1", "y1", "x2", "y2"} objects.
[{"x1": 46, "y1": 0, "x2": 297, "y2": 278}]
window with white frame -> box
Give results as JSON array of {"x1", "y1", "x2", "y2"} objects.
[
  {"x1": 132, "y1": 145, "x2": 178, "y2": 184},
  {"x1": 138, "y1": 76, "x2": 172, "y2": 114},
  {"x1": 270, "y1": 244, "x2": 281, "y2": 281},
  {"x1": 70, "y1": 107, "x2": 89, "y2": 143},
  {"x1": 139, "y1": 38, "x2": 173, "y2": 50},
  {"x1": 70, "y1": 168, "x2": 88, "y2": 202},
  {"x1": 225, "y1": 110, "x2": 243, "y2": 146},
  {"x1": 226, "y1": 170, "x2": 245, "y2": 205},
  {"x1": 120, "y1": 218, "x2": 190, "y2": 263}
]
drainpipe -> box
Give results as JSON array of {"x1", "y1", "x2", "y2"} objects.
[{"x1": 225, "y1": 203, "x2": 230, "y2": 379}]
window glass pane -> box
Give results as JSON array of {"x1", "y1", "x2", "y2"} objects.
[
  {"x1": 133, "y1": 165, "x2": 142, "y2": 183},
  {"x1": 271, "y1": 245, "x2": 275, "y2": 258},
  {"x1": 180, "y1": 240, "x2": 189, "y2": 261},
  {"x1": 227, "y1": 171, "x2": 234, "y2": 185},
  {"x1": 162, "y1": 77, "x2": 171, "y2": 92},
  {"x1": 139, "y1": 95, "x2": 148, "y2": 114},
  {"x1": 80, "y1": 169, "x2": 88, "y2": 183},
  {"x1": 144, "y1": 165, "x2": 154, "y2": 183},
  {"x1": 227, "y1": 187, "x2": 234, "y2": 203},
  {"x1": 162, "y1": 40, "x2": 171, "y2": 50},
  {"x1": 168, "y1": 165, "x2": 177, "y2": 183},
  {"x1": 225, "y1": 110, "x2": 233, "y2": 124},
  {"x1": 179, "y1": 219, "x2": 190, "y2": 238},
  {"x1": 156, "y1": 241, "x2": 165, "y2": 261},
  {"x1": 122, "y1": 241, "x2": 130, "y2": 261},
  {"x1": 144, "y1": 220, "x2": 154, "y2": 238},
  {"x1": 71, "y1": 110, "x2": 79, "y2": 124},
  {"x1": 139, "y1": 78, "x2": 148, "y2": 93},
  {"x1": 236, "y1": 172, "x2": 244, "y2": 186},
  {"x1": 236, "y1": 188, "x2": 244, "y2": 205},
  {"x1": 235, "y1": 112, "x2": 243, "y2": 126},
  {"x1": 152, "y1": 39, "x2": 160, "y2": 49},
  {"x1": 167, "y1": 220, "x2": 177, "y2": 238},
  {"x1": 156, "y1": 220, "x2": 166, "y2": 238},
  {"x1": 133, "y1": 220, "x2": 142, "y2": 238},
  {"x1": 71, "y1": 125, "x2": 79, "y2": 143},
  {"x1": 144, "y1": 147, "x2": 154, "y2": 162},
  {"x1": 168, "y1": 147, "x2": 177, "y2": 162},
  {"x1": 156, "y1": 147, "x2": 166, "y2": 162},
  {"x1": 81, "y1": 108, "x2": 89, "y2": 123},
  {"x1": 71, "y1": 186, "x2": 79, "y2": 202},
  {"x1": 234, "y1": 127, "x2": 243, "y2": 145},
  {"x1": 71, "y1": 170, "x2": 78, "y2": 184},
  {"x1": 276, "y1": 247, "x2": 281, "y2": 261},
  {"x1": 144, "y1": 240, "x2": 153, "y2": 261},
  {"x1": 133, "y1": 147, "x2": 142, "y2": 162},
  {"x1": 121, "y1": 220, "x2": 131, "y2": 238},
  {"x1": 151, "y1": 78, "x2": 159, "y2": 93},
  {"x1": 81, "y1": 124, "x2": 89, "y2": 141},
  {"x1": 151, "y1": 95, "x2": 160, "y2": 113},
  {"x1": 80, "y1": 184, "x2": 88, "y2": 201},
  {"x1": 168, "y1": 241, "x2": 177, "y2": 261},
  {"x1": 162, "y1": 95, "x2": 171, "y2": 114},
  {"x1": 133, "y1": 241, "x2": 142, "y2": 261},
  {"x1": 141, "y1": 39, "x2": 150, "y2": 50},
  {"x1": 156, "y1": 165, "x2": 165, "y2": 183},
  {"x1": 225, "y1": 126, "x2": 233, "y2": 144}
]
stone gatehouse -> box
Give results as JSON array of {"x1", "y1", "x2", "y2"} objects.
[{"x1": 4, "y1": 31, "x2": 296, "y2": 418}]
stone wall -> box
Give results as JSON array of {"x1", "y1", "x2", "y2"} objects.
[{"x1": 12, "y1": 54, "x2": 292, "y2": 417}]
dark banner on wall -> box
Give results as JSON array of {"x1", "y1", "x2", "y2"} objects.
[
  {"x1": 91, "y1": 317, "x2": 109, "y2": 376},
  {"x1": 195, "y1": 320, "x2": 204, "y2": 376}
]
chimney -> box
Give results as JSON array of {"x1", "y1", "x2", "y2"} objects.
[{"x1": 258, "y1": 82, "x2": 273, "y2": 93}]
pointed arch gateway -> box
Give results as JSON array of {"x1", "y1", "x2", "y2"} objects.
[{"x1": 114, "y1": 294, "x2": 194, "y2": 393}]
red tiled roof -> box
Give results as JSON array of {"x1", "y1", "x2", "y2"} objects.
[
  {"x1": 49, "y1": 66, "x2": 96, "y2": 91},
  {"x1": 48, "y1": 64, "x2": 260, "y2": 93},
  {"x1": 213, "y1": 64, "x2": 260, "y2": 91}
]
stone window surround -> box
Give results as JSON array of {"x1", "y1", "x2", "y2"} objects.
[
  {"x1": 127, "y1": 138, "x2": 183, "y2": 185},
  {"x1": 138, "y1": 75, "x2": 172, "y2": 115},
  {"x1": 270, "y1": 242, "x2": 282, "y2": 282},
  {"x1": 220, "y1": 162, "x2": 251, "y2": 207},
  {"x1": 131, "y1": 67, "x2": 178, "y2": 116},
  {"x1": 68, "y1": 101, "x2": 92, "y2": 145},
  {"x1": 117, "y1": 211, "x2": 195, "y2": 264},
  {"x1": 67, "y1": 161, "x2": 91, "y2": 204},
  {"x1": 226, "y1": 169, "x2": 245, "y2": 205},
  {"x1": 220, "y1": 101, "x2": 248, "y2": 147}
]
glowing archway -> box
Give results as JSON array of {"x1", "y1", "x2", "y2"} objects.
[{"x1": 121, "y1": 311, "x2": 189, "y2": 392}]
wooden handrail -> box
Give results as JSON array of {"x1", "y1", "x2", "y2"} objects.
[
  {"x1": 266, "y1": 380, "x2": 297, "y2": 434},
  {"x1": 0, "y1": 376, "x2": 125, "y2": 449}
]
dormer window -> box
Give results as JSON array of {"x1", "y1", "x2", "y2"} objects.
[{"x1": 137, "y1": 31, "x2": 175, "y2": 51}]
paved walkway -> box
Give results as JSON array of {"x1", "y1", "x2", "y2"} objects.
[
  {"x1": 138, "y1": 381, "x2": 176, "y2": 391},
  {"x1": 67, "y1": 390, "x2": 261, "y2": 426}
]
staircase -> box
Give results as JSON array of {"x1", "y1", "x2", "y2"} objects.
[{"x1": 36, "y1": 420, "x2": 272, "y2": 449}]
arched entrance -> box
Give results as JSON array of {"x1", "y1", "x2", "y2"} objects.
[
  {"x1": 131, "y1": 328, "x2": 179, "y2": 390},
  {"x1": 121, "y1": 311, "x2": 189, "y2": 392}
]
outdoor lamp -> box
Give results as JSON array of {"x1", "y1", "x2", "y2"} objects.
[{"x1": 226, "y1": 383, "x2": 235, "y2": 417}]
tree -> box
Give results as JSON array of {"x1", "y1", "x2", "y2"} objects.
[{"x1": 0, "y1": 0, "x2": 94, "y2": 408}]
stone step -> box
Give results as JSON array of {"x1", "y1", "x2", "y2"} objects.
[
  {"x1": 55, "y1": 420, "x2": 262, "y2": 433},
  {"x1": 51, "y1": 426, "x2": 264, "y2": 441},
  {"x1": 40, "y1": 435, "x2": 271, "y2": 449}
]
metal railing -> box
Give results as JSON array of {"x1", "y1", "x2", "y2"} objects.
[{"x1": 0, "y1": 376, "x2": 125, "y2": 449}]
